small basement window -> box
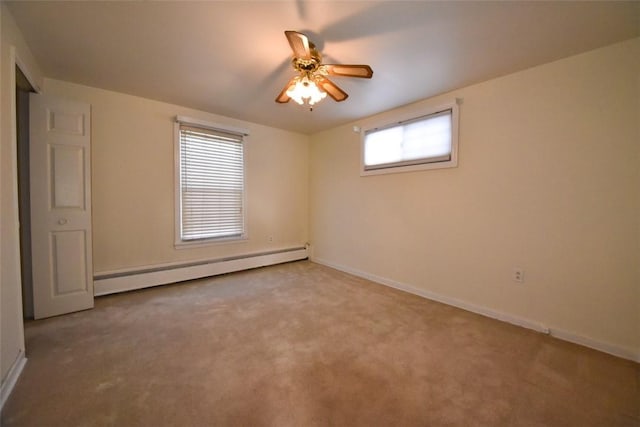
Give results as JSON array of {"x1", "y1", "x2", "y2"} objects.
[{"x1": 361, "y1": 101, "x2": 459, "y2": 176}]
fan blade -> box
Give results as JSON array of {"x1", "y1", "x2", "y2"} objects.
[
  {"x1": 285, "y1": 31, "x2": 311, "y2": 60},
  {"x1": 275, "y1": 78, "x2": 296, "y2": 103},
  {"x1": 317, "y1": 78, "x2": 348, "y2": 102},
  {"x1": 323, "y1": 64, "x2": 373, "y2": 78}
]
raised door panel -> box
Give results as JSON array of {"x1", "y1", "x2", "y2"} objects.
[
  {"x1": 50, "y1": 231, "x2": 88, "y2": 296},
  {"x1": 50, "y1": 144, "x2": 86, "y2": 210}
]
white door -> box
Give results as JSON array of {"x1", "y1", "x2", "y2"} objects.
[{"x1": 30, "y1": 94, "x2": 93, "y2": 319}]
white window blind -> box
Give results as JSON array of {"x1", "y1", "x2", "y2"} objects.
[
  {"x1": 178, "y1": 123, "x2": 245, "y2": 241},
  {"x1": 364, "y1": 109, "x2": 453, "y2": 170}
]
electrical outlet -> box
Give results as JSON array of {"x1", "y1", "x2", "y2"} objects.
[
  {"x1": 513, "y1": 268, "x2": 524, "y2": 283},
  {"x1": 268, "y1": 236, "x2": 273, "y2": 242}
]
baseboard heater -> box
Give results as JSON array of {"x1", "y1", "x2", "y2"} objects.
[{"x1": 93, "y1": 246, "x2": 308, "y2": 296}]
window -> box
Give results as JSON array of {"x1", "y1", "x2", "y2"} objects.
[
  {"x1": 175, "y1": 117, "x2": 248, "y2": 245},
  {"x1": 361, "y1": 101, "x2": 459, "y2": 175}
]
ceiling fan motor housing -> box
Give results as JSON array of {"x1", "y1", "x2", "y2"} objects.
[{"x1": 292, "y1": 44, "x2": 322, "y2": 74}]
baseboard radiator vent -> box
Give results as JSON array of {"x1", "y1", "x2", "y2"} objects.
[{"x1": 94, "y1": 247, "x2": 308, "y2": 296}]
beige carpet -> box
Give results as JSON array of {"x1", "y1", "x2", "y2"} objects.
[{"x1": 2, "y1": 261, "x2": 639, "y2": 426}]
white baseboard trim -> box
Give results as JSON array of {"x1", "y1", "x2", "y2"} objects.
[
  {"x1": 311, "y1": 257, "x2": 640, "y2": 363},
  {"x1": 1, "y1": 350, "x2": 27, "y2": 410},
  {"x1": 549, "y1": 328, "x2": 640, "y2": 363},
  {"x1": 94, "y1": 247, "x2": 308, "y2": 296}
]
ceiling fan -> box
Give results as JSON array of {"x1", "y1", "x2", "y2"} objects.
[{"x1": 276, "y1": 31, "x2": 373, "y2": 109}]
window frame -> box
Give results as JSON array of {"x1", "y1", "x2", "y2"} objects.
[
  {"x1": 360, "y1": 100, "x2": 460, "y2": 176},
  {"x1": 174, "y1": 116, "x2": 249, "y2": 248}
]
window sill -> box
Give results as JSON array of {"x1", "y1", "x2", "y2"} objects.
[{"x1": 361, "y1": 158, "x2": 457, "y2": 176}]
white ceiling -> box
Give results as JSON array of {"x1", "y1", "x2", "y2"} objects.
[{"x1": 7, "y1": 1, "x2": 639, "y2": 134}]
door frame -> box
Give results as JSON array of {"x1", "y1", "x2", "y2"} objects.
[
  {"x1": 16, "y1": 64, "x2": 36, "y2": 319},
  {"x1": 1, "y1": 45, "x2": 44, "y2": 411},
  {"x1": 0, "y1": 42, "x2": 42, "y2": 409},
  {"x1": 10, "y1": 47, "x2": 42, "y2": 326}
]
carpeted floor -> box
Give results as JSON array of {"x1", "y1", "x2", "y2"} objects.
[{"x1": 2, "y1": 260, "x2": 639, "y2": 426}]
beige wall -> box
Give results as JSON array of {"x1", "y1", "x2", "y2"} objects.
[
  {"x1": 310, "y1": 38, "x2": 640, "y2": 358},
  {"x1": 43, "y1": 79, "x2": 309, "y2": 274},
  {"x1": 0, "y1": 3, "x2": 44, "y2": 382}
]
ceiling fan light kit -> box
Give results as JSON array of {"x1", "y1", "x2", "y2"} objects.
[
  {"x1": 276, "y1": 30, "x2": 373, "y2": 110},
  {"x1": 286, "y1": 75, "x2": 327, "y2": 106}
]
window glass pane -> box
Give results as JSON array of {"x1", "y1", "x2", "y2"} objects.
[
  {"x1": 364, "y1": 127, "x2": 403, "y2": 166},
  {"x1": 402, "y1": 114, "x2": 451, "y2": 161}
]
